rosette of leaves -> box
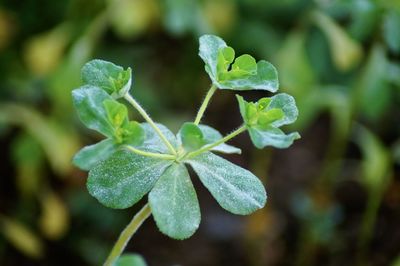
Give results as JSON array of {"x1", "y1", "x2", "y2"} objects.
[
  {"x1": 199, "y1": 34, "x2": 278, "y2": 91},
  {"x1": 236, "y1": 94, "x2": 300, "y2": 149},
  {"x1": 71, "y1": 35, "x2": 300, "y2": 261}
]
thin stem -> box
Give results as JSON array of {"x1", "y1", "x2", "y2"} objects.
[
  {"x1": 124, "y1": 94, "x2": 176, "y2": 155},
  {"x1": 124, "y1": 146, "x2": 175, "y2": 160},
  {"x1": 104, "y1": 203, "x2": 152, "y2": 266},
  {"x1": 186, "y1": 125, "x2": 247, "y2": 159},
  {"x1": 194, "y1": 84, "x2": 217, "y2": 125}
]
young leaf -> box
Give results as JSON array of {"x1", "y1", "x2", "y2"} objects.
[
  {"x1": 198, "y1": 125, "x2": 241, "y2": 154},
  {"x1": 140, "y1": 123, "x2": 178, "y2": 153},
  {"x1": 87, "y1": 150, "x2": 172, "y2": 209},
  {"x1": 199, "y1": 35, "x2": 278, "y2": 92},
  {"x1": 149, "y1": 163, "x2": 200, "y2": 239},
  {"x1": 103, "y1": 99, "x2": 128, "y2": 129},
  {"x1": 121, "y1": 121, "x2": 145, "y2": 146},
  {"x1": 81, "y1": 59, "x2": 132, "y2": 98},
  {"x1": 186, "y1": 152, "x2": 266, "y2": 215},
  {"x1": 73, "y1": 139, "x2": 117, "y2": 171},
  {"x1": 114, "y1": 253, "x2": 147, "y2": 266},
  {"x1": 179, "y1": 123, "x2": 205, "y2": 152},
  {"x1": 248, "y1": 127, "x2": 300, "y2": 149},
  {"x1": 72, "y1": 86, "x2": 114, "y2": 137},
  {"x1": 237, "y1": 94, "x2": 300, "y2": 149}
]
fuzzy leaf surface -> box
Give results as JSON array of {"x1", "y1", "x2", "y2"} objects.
[
  {"x1": 198, "y1": 125, "x2": 241, "y2": 154},
  {"x1": 187, "y1": 152, "x2": 266, "y2": 215},
  {"x1": 149, "y1": 163, "x2": 200, "y2": 239},
  {"x1": 73, "y1": 139, "x2": 117, "y2": 171},
  {"x1": 72, "y1": 86, "x2": 114, "y2": 137},
  {"x1": 87, "y1": 150, "x2": 172, "y2": 209}
]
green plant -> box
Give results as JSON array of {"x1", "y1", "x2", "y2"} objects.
[{"x1": 72, "y1": 34, "x2": 300, "y2": 265}]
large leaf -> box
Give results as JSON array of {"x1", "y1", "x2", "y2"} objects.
[
  {"x1": 87, "y1": 150, "x2": 172, "y2": 209},
  {"x1": 81, "y1": 59, "x2": 132, "y2": 98},
  {"x1": 186, "y1": 152, "x2": 266, "y2": 215},
  {"x1": 72, "y1": 86, "x2": 114, "y2": 137},
  {"x1": 383, "y1": 10, "x2": 400, "y2": 54},
  {"x1": 198, "y1": 125, "x2": 241, "y2": 154},
  {"x1": 248, "y1": 127, "x2": 300, "y2": 149},
  {"x1": 267, "y1": 93, "x2": 299, "y2": 127},
  {"x1": 140, "y1": 123, "x2": 178, "y2": 153},
  {"x1": 73, "y1": 138, "x2": 117, "y2": 171},
  {"x1": 198, "y1": 35, "x2": 278, "y2": 92},
  {"x1": 149, "y1": 163, "x2": 200, "y2": 239}
]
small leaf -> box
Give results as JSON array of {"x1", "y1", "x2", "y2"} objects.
[
  {"x1": 149, "y1": 163, "x2": 201, "y2": 239},
  {"x1": 248, "y1": 127, "x2": 300, "y2": 149},
  {"x1": 103, "y1": 99, "x2": 128, "y2": 129},
  {"x1": 140, "y1": 123, "x2": 178, "y2": 153},
  {"x1": 179, "y1": 123, "x2": 205, "y2": 152},
  {"x1": 114, "y1": 253, "x2": 147, "y2": 266},
  {"x1": 267, "y1": 93, "x2": 299, "y2": 127},
  {"x1": 81, "y1": 59, "x2": 132, "y2": 98},
  {"x1": 199, "y1": 34, "x2": 278, "y2": 91},
  {"x1": 72, "y1": 86, "x2": 114, "y2": 137},
  {"x1": 187, "y1": 152, "x2": 266, "y2": 215},
  {"x1": 73, "y1": 139, "x2": 117, "y2": 171},
  {"x1": 87, "y1": 150, "x2": 172, "y2": 209},
  {"x1": 198, "y1": 125, "x2": 241, "y2": 154},
  {"x1": 121, "y1": 121, "x2": 145, "y2": 146}
]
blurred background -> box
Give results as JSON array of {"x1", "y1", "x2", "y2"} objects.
[{"x1": 0, "y1": 0, "x2": 400, "y2": 265}]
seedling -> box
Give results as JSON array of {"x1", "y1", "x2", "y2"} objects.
[{"x1": 72, "y1": 34, "x2": 300, "y2": 265}]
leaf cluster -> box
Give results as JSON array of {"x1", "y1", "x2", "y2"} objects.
[{"x1": 72, "y1": 35, "x2": 300, "y2": 240}]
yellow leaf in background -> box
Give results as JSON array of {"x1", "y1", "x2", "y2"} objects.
[
  {"x1": 108, "y1": 0, "x2": 160, "y2": 39},
  {"x1": 0, "y1": 9, "x2": 16, "y2": 51},
  {"x1": 313, "y1": 11, "x2": 363, "y2": 71},
  {"x1": 203, "y1": 0, "x2": 237, "y2": 34},
  {"x1": 0, "y1": 216, "x2": 44, "y2": 259},
  {"x1": 39, "y1": 191, "x2": 69, "y2": 240},
  {"x1": 23, "y1": 23, "x2": 71, "y2": 76}
]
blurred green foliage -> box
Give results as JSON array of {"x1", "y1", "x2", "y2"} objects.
[{"x1": 0, "y1": 0, "x2": 399, "y2": 265}]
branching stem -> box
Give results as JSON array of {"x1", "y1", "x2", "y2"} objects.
[
  {"x1": 124, "y1": 94, "x2": 176, "y2": 155},
  {"x1": 124, "y1": 146, "x2": 175, "y2": 160},
  {"x1": 104, "y1": 203, "x2": 152, "y2": 266},
  {"x1": 186, "y1": 125, "x2": 247, "y2": 159},
  {"x1": 194, "y1": 84, "x2": 217, "y2": 125}
]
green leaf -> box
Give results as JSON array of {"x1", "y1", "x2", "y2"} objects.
[
  {"x1": 72, "y1": 86, "x2": 114, "y2": 137},
  {"x1": 121, "y1": 121, "x2": 145, "y2": 146},
  {"x1": 87, "y1": 150, "x2": 172, "y2": 209},
  {"x1": 267, "y1": 93, "x2": 299, "y2": 127},
  {"x1": 248, "y1": 127, "x2": 300, "y2": 149},
  {"x1": 149, "y1": 163, "x2": 200, "y2": 239},
  {"x1": 199, "y1": 35, "x2": 278, "y2": 92},
  {"x1": 179, "y1": 123, "x2": 205, "y2": 152},
  {"x1": 198, "y1": 125, "x2": 241, "y2": 154},
  {"x1": 186, "y1": 152, "x2": 266, "y2": 215},
  {"x1": 103, "y1": 99, "x2": 128, "y2": 129},
  {"x1": 73, "y1": 139, "x2": 117, "y2": 171},
  {"x1": 140, "y1": 123, "x2": 178, "y2": 153},
  {"x1": 81, "y1": 59, "x2": 132, "y2": 98},
  {"x1": 114, "y1": 253, "x2": 147, "y2": 266}
]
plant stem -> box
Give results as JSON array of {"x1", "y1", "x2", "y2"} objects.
[
  {"x1": 194, "y1": 84, "x2": 217, "y2": 125},
  {"x1": 124, "y1": 93, "x2": 176, "y2": 155},
  {"x1": 124, "y1": 146, "x2": 175, "y2": 160},
  {"x1": 186, "y1": 125, "x2": 246, "y2": 159},
  {"x1": 104, "y1": 203, "x2": 152, "y2": 266}
]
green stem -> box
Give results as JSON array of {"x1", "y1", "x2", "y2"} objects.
[
  {"x1": 186, "y1": 125, "x2": 246, "y2": 159},
  {"x1": 124, "y1": 94, "x2": 176, "y2": 155},
  {"x1": 104, "y1": 203, "x2": 152, "y2": 266},
  {"x1": 194, "y1": 84, "x2": 217, "y2": 125},
  {"x1": 124, "y1": 146, "x2": 175, "y2": 160}
]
